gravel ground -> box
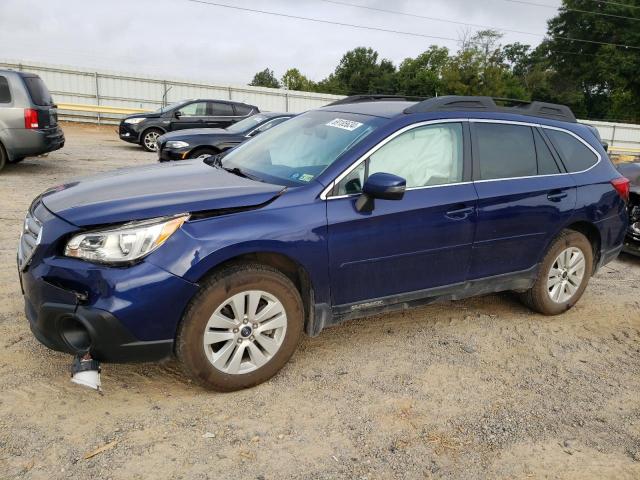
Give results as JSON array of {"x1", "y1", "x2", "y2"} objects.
[{"x1": 1, "y1": 123, "x2": 639, "y2": 480}]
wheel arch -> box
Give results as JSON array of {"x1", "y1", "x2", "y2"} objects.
[
  {"x1": 564, "y1": 220, "x2": 602, "y2": 269},
  {"x1": 140, "y1": 125, "x2": 166, "y2": 141},
  {"x1": 189, "y1": 145, "x2": 220, "y2": 158},
  {"x1": 195, "y1": 250, "x2": 316, "y2": 335}
]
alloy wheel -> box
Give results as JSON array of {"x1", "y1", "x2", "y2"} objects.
[
  {"x1": 202, "y1": 290, "x2": 287, "y2": 375},
  {"x1": 143, "y1": 131, "x2": 160, "y2": 151},
  {"x1": 547, "y1": 247, "x2": 586, "y2": 303}
]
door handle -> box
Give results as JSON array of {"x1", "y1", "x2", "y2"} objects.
[
  {"x1": 547, "y1": 191, "x2": 568, "y2": 202},
  {"x1": 445, "y1": 205, "x2": 474, "y2": 220}
]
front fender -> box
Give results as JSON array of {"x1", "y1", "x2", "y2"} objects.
[{"x1": 146, "y1": 198, "x2": 331, "y2": 304}]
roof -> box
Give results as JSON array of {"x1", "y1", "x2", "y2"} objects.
[
  {"x1": 320, "y1": 95, "x2": 578, "y2": 124},
  {"x1": 319, "y1": 100, "x2": 418, "y2": 118}
]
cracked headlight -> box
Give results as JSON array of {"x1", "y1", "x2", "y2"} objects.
[{"x1": 65, "y1": 215, "x2": 188, "y2": 264}]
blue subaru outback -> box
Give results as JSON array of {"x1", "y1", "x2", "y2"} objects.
[{"x1": 18, "y1": 96, "x2": 630, "y2": 391}]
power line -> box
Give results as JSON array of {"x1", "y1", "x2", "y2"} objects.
[
  {"x1": 321, "y1": 0, "x2": 640, "y2": 50},
  {"x1": 503, "y1": 0, "x2": 640, "y2": 21},
  {"x1": 184, "y1": 0, "x2": 460, "y2": 43},
  {"x1": 185, "y1": 0, "x2": 640, "y2": 51},
  {"x1": 320, "y1": 0, "x2": 543, "y2": 38}
]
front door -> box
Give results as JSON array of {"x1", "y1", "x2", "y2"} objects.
[
  {"x1": 170, "y1": 101, "x2": 209, "y2": 130},
  {"x1": 326, "y1": 121, "x2": 478, "y2": 307}
]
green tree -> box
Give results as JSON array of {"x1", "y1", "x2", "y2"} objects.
[
  {"x1": 442, "y1": 30, "x2": 513, "y2": 97},
  {"x1": 281, "y1": 68, "x2": 313, "y2": 91},
  {"x1": 249, "y1": 68, "x2": 281, "y2": 89},
  {"x1": 395, "y1": 46, "x2": 450, "y2": 97},
  {"x1": 332, "y1": 47, "x2": 397, "y2": 95},
  {"x1": 543, "y1": 0, "x2": 640, "y2": 121}
]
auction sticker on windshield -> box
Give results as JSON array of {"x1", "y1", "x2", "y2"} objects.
[{"x1": 326, "y1": 118, "x2": 363, "y2": 131}]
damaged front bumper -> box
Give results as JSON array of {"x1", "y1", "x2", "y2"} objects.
[{"x1": 18, "y1": 202, "x2": 200, "y2": 362}]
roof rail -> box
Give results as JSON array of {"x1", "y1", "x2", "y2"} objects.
[
  {"x1": 403, "y1": 96, "x2": 577, "y2": 123},
  {"x1": 326, "y1": 94, "x2": 426, "y2": 106}
]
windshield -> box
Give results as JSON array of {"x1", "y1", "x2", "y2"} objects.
[
  {"x1": 226, "y1": 114, "x2": 270, "y2": 134},
  {"x1": 221, "y1": 110, "x2": 385, "y2": 186},
  {"x1": 154, "y1": 101, "x2": 182, "y2": 114}
]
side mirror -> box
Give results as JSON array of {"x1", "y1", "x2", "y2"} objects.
[
  {"x1": 355, "y1": 172, "x2": 406, "y2": 212},
  {"x1": 174, "y1": 111, "x2": 182, "y2": 118},
  {"x1": 602, "y1": 142, "x2": 609, "y2": 153}
]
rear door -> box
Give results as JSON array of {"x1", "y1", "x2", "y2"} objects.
[
  {"x1": 469, "y1": 120, "x2": 576, "y2": 279},
  {"x1": 326, "y1": 121, "x2": 478, "y2": 307},
  {"x1": 204, "y1": 102, "x2": 236, "y2": 128}
]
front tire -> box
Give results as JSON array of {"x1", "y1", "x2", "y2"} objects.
[
  {"x1": 520, "y1": 230, "x2": 593, "y2": 315},
  {"x1": 176, "y1": 263, "x2": 303, "y2": 391},
  {"x1": 141, "y1": 128, "x2": 163, "y2": 152},
  {"x1": 189, "y1": 147, "x2": 217, "y2": 159}
]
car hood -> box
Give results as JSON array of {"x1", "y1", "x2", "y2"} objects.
[
  {"x1": 41, "y1": 160, "x2": 284, "y2": 226},
  {"x1": 123, "y1": 112, "x2": 160, "y2": 121}
]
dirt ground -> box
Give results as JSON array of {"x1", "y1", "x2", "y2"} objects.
[{"x1": 1, "y1": 123, "x2": 639, "y2": 480}]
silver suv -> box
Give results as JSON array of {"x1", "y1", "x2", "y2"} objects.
[{"x1": 0, "y1": 70, "x2": 64, "y2": 171}]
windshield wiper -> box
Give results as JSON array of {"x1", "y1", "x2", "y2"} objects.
[
  {"x1": 223, "y1": 166, "x2": 261, "y2": 181},
  {"x1": 203, "y1": 153, "x2": 262, "y2": 181}
]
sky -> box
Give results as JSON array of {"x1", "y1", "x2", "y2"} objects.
[{"x1": 0, "y1": 0, "x2": 562, "y2": 86}]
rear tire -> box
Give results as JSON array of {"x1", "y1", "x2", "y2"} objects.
[
  {"x1": 0, "y1": 142, "x2": 6, "y2": 172},
  {"x1": 520, "y1": 230, "x2": 593, "y2": 315},
  {"x1": 176, "y1": 263, "x2": 303, "y2": 391},
  {"x1": 141, "y1": 128, "x2": 163, "y2": 152}
]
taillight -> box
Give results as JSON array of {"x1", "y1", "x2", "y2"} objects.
[
  {"x1": 611, "y1": 177, "x2": 630, "y2": 202},
  {"x1": 24, "y1": 108, "x2": 39, "y2": 129}
]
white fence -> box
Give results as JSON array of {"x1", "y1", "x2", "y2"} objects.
[
  {"x1": 580, "y1": 119, "x2": 640, "y2": 155},
  {"x1": 0, "y1": 60, "x2": 343, "y2": 123},
  {"x1": 2, "y1": 60, "x2": 639, "y2": 154}
]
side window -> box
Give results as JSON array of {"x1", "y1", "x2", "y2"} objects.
[
  {"x1": 209, "y1": 102, "x2": 235, "y2": 116},
  {"x1": 335, "y1": 123, "x2": 464, "y2": 195},
  {"x1": 0, "y1": 76, "x2": 10, "y2": 103},
  {"x1": 475, "y1": 123, "x2": 537, "y2": 180},
  {"x1": 544, "y1": 129, "x2": 598, "y2": 172},
  {"x1": 235, "y1": 104, "x2": 254, "y2": 116},
  {"x1": 179, "y1": 102, "x2": 208, "y2": 116},
  {"x1": 534, "y1": 129, "x2": 561, "y2": 175},
  {"x1": 336, "y1": 162, "x2": 366, "y2": 195}
]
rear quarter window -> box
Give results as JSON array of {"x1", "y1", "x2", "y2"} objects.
[
  {"x1": 544, "y1": 129, "x2": 598, "y2": 172},
  {"x1": 0, "y1": 76, "x2": 10, "y2": 103},
  {"x1": 234, "y1": 104, "x2": 254, "y2": 116},
  {"x1": 22, "y1": 76, "x2": 54, "y2": 106}
]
